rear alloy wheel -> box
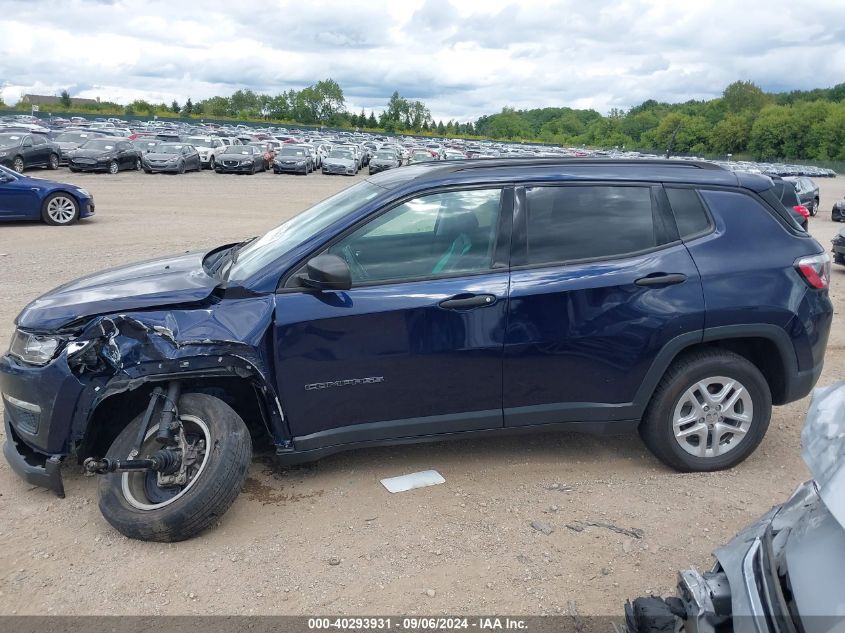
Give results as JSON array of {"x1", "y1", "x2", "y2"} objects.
[
  {"x1": 41, "y1": 193, "x2": 79, "y2": 225},
  {"x1": 12, "y1": 156, "x2": 24, "y2": 173},
  {"x1": 639, "y1": 349, "x2": 771, "y2": 471},
  {"x1": 135, "y1": 158, "x2": 142, "y2": 171},
  {"x1": 48, "y1": 153, "x2": 59, "y2": 170},
  {"x1": 209, "y1": 156, "x2": 216, "y2": 170},
  {"x1": 108, "y1": 160, "x2": 119, "y2": 175},
  {"x1": 98, "y1": 393, "x2": 252, "y2": 542}
]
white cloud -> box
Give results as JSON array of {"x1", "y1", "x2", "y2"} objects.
[{"x1": 1, "y1": 0, "x2": 844, "y2": 121}]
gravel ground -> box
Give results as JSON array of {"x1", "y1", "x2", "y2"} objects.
[{"x1": 0, "y1": 169, "x2": 844, "y2": 617}]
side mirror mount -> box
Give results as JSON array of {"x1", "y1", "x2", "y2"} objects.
[{"x1": 299, "y1": 254, "x2": 352, "y2": 291}]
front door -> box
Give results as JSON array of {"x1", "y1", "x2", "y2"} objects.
[
  {"x1": 0, "y1": 173, "x2": 38, "y2": 219},
  {"x1": 504, "y1": 183, "x2": 705, "y2": 427},
  {"x1": 274, "y1": 187, "x2": 511, "y2": 448}
]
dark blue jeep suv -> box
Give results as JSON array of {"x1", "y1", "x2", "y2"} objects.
[{"x1": 1, "y1": 159, "x2": 832, "y2": 541}]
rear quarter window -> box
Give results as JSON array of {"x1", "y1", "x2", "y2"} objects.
[{"x1": 666, "y1": 188, "x2": 712, "y2": 239}]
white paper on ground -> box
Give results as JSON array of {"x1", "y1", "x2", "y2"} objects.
[{"x1": 380, "y1": 470, "x2": 445, "y2": 493}]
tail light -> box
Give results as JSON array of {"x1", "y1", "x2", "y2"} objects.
[
  {"x1": 794, "y1": 205, "x2": 810, "y2": 219},
  {"x1": 796, "y1": 253, "x2": 831, "y2": 289}
]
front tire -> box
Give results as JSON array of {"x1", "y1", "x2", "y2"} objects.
[
  {"x1": 639, "y1": 349, "x2": 771, "y2": 472},
  {"x1": 41, "y1": 192, "x2": 80, "y2": 225},
  {"x1": 108, "y1": 160, "x2": 119, "y2": 175},
  {"x1": 98, "y1": 393, "x2": 252, "y2": 542},
  {"x1": 48, "y1": 153, "x2": 59, "y2": 170},
  {"x1": 12, "y1": 156, "x2": 24, "y2": 173}
]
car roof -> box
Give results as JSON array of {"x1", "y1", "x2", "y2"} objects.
[{"x1": 367, "y1": 157, "x2": 764, "y2": 191}]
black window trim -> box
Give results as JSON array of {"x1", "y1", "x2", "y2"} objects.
[
  {"x1": 277, "y1": 183, "x2": 515, "y2": 293},
  {"x1": 662, "y1": 184, "x2": 716, "y2": 243},
  {"x1": 511, "y1": 181, "x2": 680, "y2": 271}
]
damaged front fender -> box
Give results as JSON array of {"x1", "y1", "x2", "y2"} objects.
[{"x1": 64, "y1": 296, "x2": 288, "y2": 447}]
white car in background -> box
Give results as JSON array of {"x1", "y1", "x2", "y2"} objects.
[{"x1": 184, "y1": 136, "x2": 227, "y2": 169}]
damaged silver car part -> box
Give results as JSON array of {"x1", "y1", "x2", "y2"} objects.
[{"x1": 625, "y1": 381, "x2": 845, "y2": 633}]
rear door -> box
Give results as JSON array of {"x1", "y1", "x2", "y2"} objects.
[
  {"x1": 504, "y1": 183, "x2": 705, "y2": 427},
  {"x1": 29, "y1": 135, "x2": 50, "y2": 166}
]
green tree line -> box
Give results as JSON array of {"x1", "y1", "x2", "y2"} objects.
[
  {"x1": 476, "y1": 81, "x2": 845, "y2": 161},
  {"x1": 8, "y1": 79, "x2": 845, "y2": 160}
]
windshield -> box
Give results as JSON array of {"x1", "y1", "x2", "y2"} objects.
[
  {"x1": 0, "y1": 134, "x2": 22, "y2": 148},
  {"x1": 329, "y1": 150, "x2": 352, "y2": 159},
  {"x1": 375, "y1": 152, "x2": 395, "y2": 160},
  {"x1": 228, "y1": 147, "x2": 254, "y2": 155},
  {"x1": 228, "y1": 181, "x2": 384, "y2": 281},
  {"x1": 280, "y1": 146, "x2": 306, "y2": 156},
  {"x1": 81, "y1": 139, "x2": 116, "y2": 150},
  {"x1": 56, "y1": 132, "x2": 94, "y2": 143}
]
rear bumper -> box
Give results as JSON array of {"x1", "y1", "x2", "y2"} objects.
[
  {"x1": 784, "y1": 360, "x2": 825, "y2": 403},
  {"x1": 4, "y1": 417, "x2": 65, "y2": 497}
]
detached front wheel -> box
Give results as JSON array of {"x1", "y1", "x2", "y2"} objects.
[{"x1": 98, "y1": 393, "x2": 252, "y2": 542}]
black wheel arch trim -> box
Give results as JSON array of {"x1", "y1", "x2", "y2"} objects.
[
  {"x1": 633, "y1": 323, "x2": 799, "y2": 413},
  {"x1": 74, "y1": 353, "x2": 289, "y2": 454}
]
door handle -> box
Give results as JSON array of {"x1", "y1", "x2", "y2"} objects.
[
  {"x1": 439, "y1": 294, "x2": 497, "y2": 309},
  {"x1": 635, "y1": 273, "x2": 687, "y2": 287}
]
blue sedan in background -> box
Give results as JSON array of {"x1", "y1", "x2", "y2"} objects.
[{"x1": 0, "y1": 164, "x2": 94, "y2": 225}]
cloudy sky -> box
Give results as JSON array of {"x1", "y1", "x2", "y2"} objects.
[{"x1": 1, "y1": 0, "x2": 844, "y2": 121}]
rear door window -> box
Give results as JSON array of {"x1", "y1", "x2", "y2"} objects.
[{"x1": 523, "y1": 185, "x2": 658, "y2": 265}]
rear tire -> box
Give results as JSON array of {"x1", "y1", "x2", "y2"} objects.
[
  {"x1": 98, "y1": 393, "x2": 252, "y2": 542},
  {"x1": 48, "y1": 153, "x2": 59, "y2": 170},
  {"x1": 639, "y1": 349, "x2": 771, "y2": 472}
]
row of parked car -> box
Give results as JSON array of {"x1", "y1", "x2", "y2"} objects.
[{"x1": 3, "y1": 114, "x2": 838, "y2": 178}]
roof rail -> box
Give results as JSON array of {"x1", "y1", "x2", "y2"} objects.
[{"x1": 435, "y1": 157, "x2": 726, "y2": 172}]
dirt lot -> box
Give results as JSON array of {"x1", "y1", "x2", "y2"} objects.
[{"x1": 1, "y1": 169, "x2": 844, "y2": 617}]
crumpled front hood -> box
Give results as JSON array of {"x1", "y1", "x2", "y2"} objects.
[{"x1": 17, "y1": 251, "x2": 219, "y2": 331}]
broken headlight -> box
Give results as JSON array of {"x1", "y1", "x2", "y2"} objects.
[{"x1": 8, "y1": 329, "x2": 67, "y2": 366}]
